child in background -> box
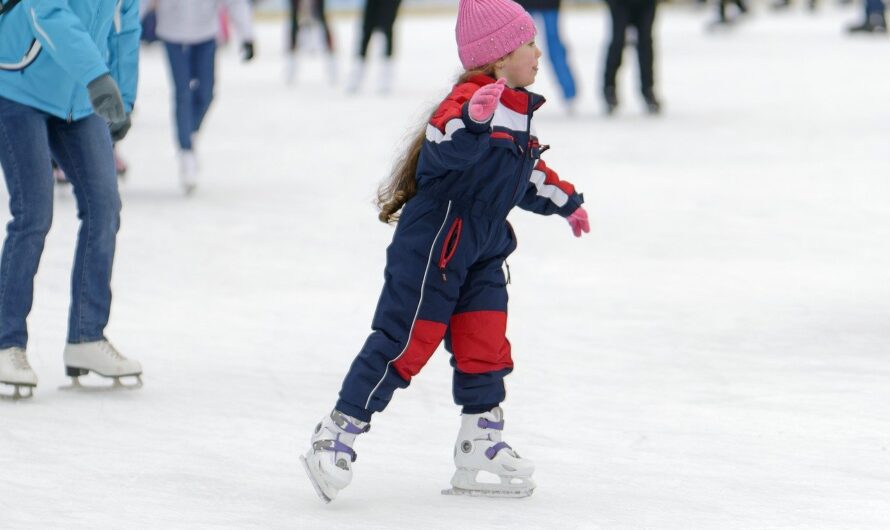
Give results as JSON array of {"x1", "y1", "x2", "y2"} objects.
[{"x1": 301, "y1": 0, "x2": 590, "y2": 502}]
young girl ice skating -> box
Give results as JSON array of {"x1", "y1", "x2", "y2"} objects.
[{"x1": 301, "y1": 0, "x2": 590, "y2": 501}]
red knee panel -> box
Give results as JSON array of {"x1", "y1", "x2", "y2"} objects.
[
  {"x1": 392, "y1": 319, "x2": 448, "y2": 381},
  {"x1": 450, "y1": 311, "x2": 513, "y2": 374}
]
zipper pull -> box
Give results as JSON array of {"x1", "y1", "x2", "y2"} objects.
[{"x1": 440, "y1": 268, "x2": 447, "y2": 282}]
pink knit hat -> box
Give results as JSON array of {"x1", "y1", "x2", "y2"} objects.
[{"x1": 456, "y1": 0, "x2": 537, "y2": 70}]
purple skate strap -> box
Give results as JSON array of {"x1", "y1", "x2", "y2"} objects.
[
  {"x1": 477, "y1": 418, "x2": 504, "y2": 430},
  {"x1": 339, "y1": 421, "x2": 369, "y2": 435},
  {"x1": 485, "y1": 441, "x2": 512, "y2": 460},
  {"x1": 333, "y1": 412, "x2": 370, "y2": 434},
  {"x1": 313, "y1": 439, "x2": 359, "y2": 462}
]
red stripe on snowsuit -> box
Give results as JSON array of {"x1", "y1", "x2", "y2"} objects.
[
  {"x1": 429, "y1": 83, "x2": 477, "y2": 133},
  {"x1": 391, "y1": 319, "x2": 448, "y2": 381},
  {"x1": 534, "y1": 159, "x2": 575, "y2": 196},
  {"x1": 449, "y1": 311, "x2": 513, "y2": 374}
]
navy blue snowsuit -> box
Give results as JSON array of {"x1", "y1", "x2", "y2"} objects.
[{"x1": 336, "y1": 75, "x2": 585, "y2": 422}]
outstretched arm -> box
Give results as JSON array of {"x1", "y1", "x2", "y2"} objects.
[{"x1": 422, "y1": 82, "x2": 498, "y2": 171}]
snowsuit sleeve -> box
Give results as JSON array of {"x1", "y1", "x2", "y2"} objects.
[
  {"x1": 517, "y1": 157, "x2": 584, "y2": 217},
  {"x1": 107, "y1": 0, "x2": 141, "y2": 113},
  {"x1": 422, "y1": 83, "x2": 494, "y2": 171},
  {"x1": 22, "y1": 0, "x2": 110, "y2": 87}
]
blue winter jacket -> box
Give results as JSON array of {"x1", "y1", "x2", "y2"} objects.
[{"x1": 0, "y1": 0, "x2": 140, "y2": 120}]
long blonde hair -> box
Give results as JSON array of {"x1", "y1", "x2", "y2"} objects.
[{"x1": 376, "y1": 65, "x2": 498, "y2": 224}]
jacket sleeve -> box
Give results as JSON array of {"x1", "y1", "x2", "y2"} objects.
[
  {"x1": 517, "y1": 157, "x2": 584, "y2": 217},
  {"x1": 421, "y1": 83, "x2": 493, "y2": 172},
  {"x1": 22, "y1": 0, "x2": 109, "y2": 87},
  {"x1": 107, "y1": 0, "x2": 141, "y2": 112},
  {"x1": 222, "y1": 0, "x2": 255, "y2": 42}
]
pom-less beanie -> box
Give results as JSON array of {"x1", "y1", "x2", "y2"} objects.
[{"x1": 455, "y1": 0, "x2": 537, "y2": 70}]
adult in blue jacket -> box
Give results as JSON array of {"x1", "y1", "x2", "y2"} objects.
[{"x1": 0, "y1": 0, "x2": 143, "y2": 399}]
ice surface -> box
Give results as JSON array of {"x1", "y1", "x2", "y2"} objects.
[{"x1": 1, "y1": 4, "x2": 889, "y2": 529}]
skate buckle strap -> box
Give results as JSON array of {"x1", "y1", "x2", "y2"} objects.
[
  {"x1": 332, "y1": 411, "x2": 371, "y2": 435},
  {"x1": 485, "y1": 441, "x2": 512, "y2": 460},
  {"x1": 477, "y1": 418, "x2": 504, "y2": 430},
  {"x1": 313, "y1": 439, "x2": 359, "y2": 462}
]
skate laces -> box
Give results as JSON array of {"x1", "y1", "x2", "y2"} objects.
[
  {"x1": 10, "y1": 348, "x2": 32, "y2": 371},
  {"x1": 100, "y1": 341, "x2": 126, "y2": 361}
]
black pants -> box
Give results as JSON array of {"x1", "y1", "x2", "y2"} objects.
[
  {"x1": 604, "y1": 0, "x2": 657, "y2": 94},
  {"x1": 718, "y1": 0, "x2": 747, "y2": 21},
  {"x1": 289, "y1": 0, "x2": 333, "y2": 52},
  {"x1": 358, "y1": 0, "x2": 402, "y2": 58}
]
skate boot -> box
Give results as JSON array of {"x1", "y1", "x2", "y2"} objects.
[
  {"x1": 604, "y1": 85, "x2": 618, "y2": 115},
  {"x1": 847, "y1": 13, "x2": 888, "y2": 33},
  {"x1": 61, "y1": 340, "x2": 143, "y2": 391},
  {"x1": 345, "y1": 60, "x2": 365, "y2": 94},
  {"x1": 0, "y1": 347, "x2": 37, "y2": 400},
  {"x1": 178, "y1": 149, "x2": 198, "y2": 195},
  {"x1": 301, "y1": 409, "x2": 370, "y2": 503},
  {"x1": 442, "y1": 406, "x2": 535, "y2": 498},
  {"x1": 643, "y1": 90, "x2": 662, "y2": 115}
]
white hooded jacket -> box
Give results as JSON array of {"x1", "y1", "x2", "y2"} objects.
[{"x1": 148, "y1": 0, "x2": 254, "y2": 45}]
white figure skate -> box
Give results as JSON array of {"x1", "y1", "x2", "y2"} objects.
[
  {"x1": 300, "y1": 409, "x2": 369, "y2": 503},
  {"x1": 0, "y1": 347, "x2": 37, "y2": 400},
  {"x1": 60, "y1": 340, "x2": 143, "y2": 391},
  {"x1": 442, "y1": 407, "x2": 536, "y2": 498},
  {"x1": 178, "y1": 149, "x2": 198, "y2": 195}
]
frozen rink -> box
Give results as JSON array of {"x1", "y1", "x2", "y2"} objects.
[{"x1": 2, "y1": 3, "x2": 890, "y2": 528}]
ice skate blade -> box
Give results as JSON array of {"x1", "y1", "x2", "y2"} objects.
[
  {"x1": 441, "y1": 486, "x2": 534, "y2": 498},
  {"x1": 0, "y1": 382, "x2": 35, "y2": 401},
  {"x1": 59, "y1": 374, "x2": 143, "y2": 392},
  {"x1": 300, "y1": 454, "x2": 333, "y2": 504}
]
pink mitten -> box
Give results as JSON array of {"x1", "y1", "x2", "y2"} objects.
[
  {"x1": 566, "y1": 207, "x2": 590, "y2": 238},
  {"x1": 468, "y1": 78, "x2": 507, "y2": 123}
]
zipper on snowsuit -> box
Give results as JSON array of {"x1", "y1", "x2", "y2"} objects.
[{"x1": 438, "y1": 217, "x2": 463, "y2": 282}]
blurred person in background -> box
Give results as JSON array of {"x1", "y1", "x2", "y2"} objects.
[
  {"x1": 603, "y1": 0, "x2": 661, "y2": 115},
  {"x1": 346, "y1": 0, "x2": 403, "y2": 93},
  {"x1": 0, "y1": 0, "x2": 143, "y2": 399},
  {"x1": 516, "y1": 0, "x2": 578, "y2": 114},
  {"x1": 285, "y1": 0, "x2": 337, "y2": 84},
  {"x1": 153, "y1": 0, "x2": 256, "y2": 195},
  {"x1": 709, "y1": 0, "x2": 748, "y2": 28},
  {"x1": 847, "y1": 0, "x2": 886, "y2": 32}
]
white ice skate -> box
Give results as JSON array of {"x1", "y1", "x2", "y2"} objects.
[
  {"x1": 179, "y1": 149, "x2": 198, "y2": 195},
  {"x1": 377, "y1": 59, "x2": 394, "y2": 95},
  {"x1": 0, "y1": 347, "x2": 38, "y2": 400},
  {"x1": 345, "y1": 61, "x2": 365, "y2": 94},
  {"x1": 442, "y1": 407, "x2": 536, "y2": 498},
  {"x1": 300, "y1": 409, "x2": 369, "y2": 503},
  {"x1": 60, "y1": 340, "x2": 143, "y2": 391}
]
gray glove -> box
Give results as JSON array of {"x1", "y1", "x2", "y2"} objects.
[
  {"x1": 87, "y1": 74, "x2": 127, "y2": 130},
  {"x1": 110, "y1": 113, "x2": 131, "y2": 142}
]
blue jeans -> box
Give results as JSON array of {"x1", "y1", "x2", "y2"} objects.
[
  {"x1": 0, "y1": 96, "x2": 120, "y2": 348},
  {"x1": 866, "y1": 0, "x2": 885, "y2": 16},
  {"x1": 164, "y1": 39, "x2": 216, "y2": 151},
  {"x1": 531, "y1": 10, "x2": 577, "y2": 101}
]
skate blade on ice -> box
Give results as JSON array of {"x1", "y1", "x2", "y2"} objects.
[
  {"x1": 442, "y1": 469, "x2": 535, "y2": 498},
  {"x1": 59, "y1": 370, "x2": 143, "y2": 392},
  {"x1": 300, "y1": 454, "x2": 334, "y2": 504},
  {"x1": 441, "y1": 486, "x2": 534, "y2": 498},
  {"x1": 0, "y1": 382, "x2": 35, "y2": 400}
]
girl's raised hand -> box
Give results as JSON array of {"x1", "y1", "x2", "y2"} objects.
[
  {"x1": 566, "y1": 207, "x2": 590, "y2": 238},
  {"x1": 468, "y1": 78, "x2": 507, "y2": 123}
]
